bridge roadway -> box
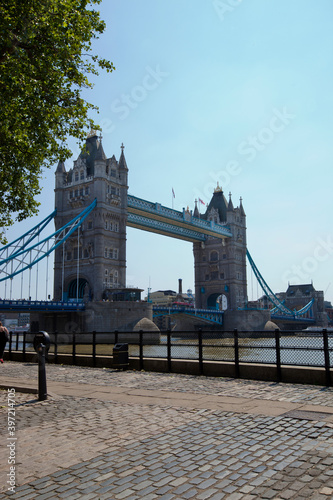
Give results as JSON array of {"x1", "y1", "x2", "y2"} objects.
[
  {"x1": 127, "y1": 194, "x2": 232, "y2": 242},
  {"x1": 270, "y1": 313, "x2": 316, "y2": 325},
  {"x1": 0, "y1": 299, "x2": 85, "y2": 312}
]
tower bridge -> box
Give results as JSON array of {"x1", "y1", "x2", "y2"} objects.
[
  {"x1": 0, "y1": 133, "x2": 326, "y2": 331},
  {"x1": 52, "y1": 133, "x2": 247, "y2": 315}
]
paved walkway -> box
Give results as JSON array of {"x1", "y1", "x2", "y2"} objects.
[{"x1": 1, "y1": 362, "x2": 333, "y2": 499}]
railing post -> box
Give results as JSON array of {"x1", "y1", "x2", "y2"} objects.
[
  {"x1": 139, "y1": 330, "x2": 143, "y2": 370},
  {"x1": 8, "y1": 332, "x2": 12, "y2": 360},
  {"x1": 167, "y1": 329, "x2": 172, "y2": 372},
  {"x1": 198, "y1": 328, "x2": 203, "y2": 375},
  {"x1": 92, "y1": 331, "x2": 96, "y2": 367},
  {"x1": 275, "y1": 329, "x2": 282, "y2": 382},
  {"x1": 15, "y1": 332, "x2": 19, "y2": 351},
  {"x1": 234, "y1": 329, "x2": 239, "y2": 378},
  {"x1": 23, "y1": 331, "x2": 27, "y2": 361},
  {"x1": 72, "y1": 333, "x2": 76, "y2": 365},
  {"x1": 323, "y1": 329, "x2": 331, "y2": 387},
  {"x1": 114, "y1": 330, "x2": 119, "y2": 345},
  {"x1": 54, "y1": 331, "x2": 58, "y2": 364}
]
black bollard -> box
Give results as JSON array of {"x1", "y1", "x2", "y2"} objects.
[{"x1": 37, "y1": 343, "x2": 47, "y2": 401}]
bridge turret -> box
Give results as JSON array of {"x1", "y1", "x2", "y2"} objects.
[
  {"x1": 91, "y1": 134, "x2": 107, "y2": 179},
  {"x1": 239, "y1": 197, "x2": 246, "y2": 217},
  {"x1": 193, "y1": 200, "x2": 199, "y2": 218},
  {"x1": 54, "y1": 160, "x2": 67, "y2": 215},
  {"x1": 119, "y1": 143, "x2": 128, "y2": 171},
  {"x1": 204, "y1": 183, "x2": 228, "y2": 223},
  {"x1": 118, "y1": 143, "x2": 129, "y2": 210},
  {"x1": 227, "y1": 192, "x2": 234, "y2": 212}
]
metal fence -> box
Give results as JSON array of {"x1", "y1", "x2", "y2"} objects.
[{"x1": 5, "y1": 328, "x2": 333, "y2": 385}]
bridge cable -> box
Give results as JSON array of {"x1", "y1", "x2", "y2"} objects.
[{"x1": 246, "y1": 249, "x2": 313, "y2": 317}]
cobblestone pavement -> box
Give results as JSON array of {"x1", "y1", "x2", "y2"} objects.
[
  {"x1": 2, "y1": 361, "x2": 333, "y2": 406},
  {"x1": 1, "y1": 362, "x2": 333, "y2": 499}
]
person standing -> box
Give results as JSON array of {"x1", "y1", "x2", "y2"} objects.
[{"x1": 0, "y1": 321, "x2": 9, "y2": 363}]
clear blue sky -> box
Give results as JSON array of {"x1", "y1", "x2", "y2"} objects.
[{"x1": 2, "y1": 0, "x2": 333, "y2": 304}]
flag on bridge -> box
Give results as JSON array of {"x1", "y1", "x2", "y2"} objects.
[{"x1": 172, "y1": 187, "x2": 175, "y2": 198}]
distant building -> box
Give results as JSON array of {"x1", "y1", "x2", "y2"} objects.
[
  {"x1": 282, "y1": 284, "x2": 324, "y2": 316},
  {"x1": 0, "y1": 313, "x2": 30, "y2": 330},
  {"x1": 148, "y1": 290, "x2": 177, "y2": 307}
]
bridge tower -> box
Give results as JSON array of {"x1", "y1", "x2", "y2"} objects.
[
  {"x1": 54, "y1": 132, "x2": 128, "y2": 301},
  {"x1": 193, "y1": 185, "x2": 248, "y2": 311}
]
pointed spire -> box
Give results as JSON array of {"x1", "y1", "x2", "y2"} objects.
[
  {"x1": 214, "y1": 182, "x2": 222, "y2": 193},
  {"x1": 239, "y1": 197, "x2": 246, "y2": 216},
  {"x1": 119, "y1": 142, "x2": 128, "y2": 170},
  {"x1": 87, "y1": 129, "x2": 98, "y2": 138},
  {"x1": 56, "y1": 160, "x2": 66, "y2": 173},
  {"x1": 204, "y1": 185, "x2": 228, "y2": 222},
  {"x1": 95, "y1": 133, "x2": 106, "y2": 161},
  {"x1": 193, "y1": 199, "x2": 199, "y2": 218},
  {"x1": 228, "y1": 192, "x2": 234, "y2": 211}
]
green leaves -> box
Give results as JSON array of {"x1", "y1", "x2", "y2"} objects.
[{"x1": 0, "y1": 0, "x2": 114, "y2": 241}]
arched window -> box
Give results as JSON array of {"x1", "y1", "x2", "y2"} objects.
[{"x1": 210, "y1": 251, "x2": 218, "y2": 262}]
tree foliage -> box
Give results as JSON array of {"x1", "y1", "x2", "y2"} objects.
[{"x1": 0, "y1": 0, "x2": 114, "y2": 238}]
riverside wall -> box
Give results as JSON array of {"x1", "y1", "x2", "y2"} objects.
[{"x1": 30, "y1": 301, "x2": 153, "y2": 334}]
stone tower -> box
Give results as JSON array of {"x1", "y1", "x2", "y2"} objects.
[
  {"x1": 53, "y1": 133, "x2": 128, "y2": 301},
  {"x1": 193, "y1": 184, "x2": 248, "y2": 311}
]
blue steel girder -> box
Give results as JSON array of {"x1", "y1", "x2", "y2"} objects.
[
  {"x1": 270, "y1": 298, "x2": 314, "y2": 318},
  {"x1": 0, "y1": 299, "x2": 85, "y2": 311},
  {"x1": 153, "y1": 306, "x2": 224, "y2": 325},
  {"x1": 0, "y1": 199, "x2": 97, "y2": 282},
  {"x1": 0, "y1": 210, "x2": 57, "y2": 261},
  {"x1": 127, "y1": 194, "x2": 232, "y2": 242},
  {"x1": 271, "y1": 314, "x2": 315, "y2": 323},
  {"x1": 127, "y1": 213, "x2": 206, "y2": 242}
]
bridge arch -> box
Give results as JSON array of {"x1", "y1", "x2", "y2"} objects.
[
  {"x1": 207, "y1": 293, "x2": 228, "y2": 310},
  {"x1": 67, "y1": 278, "x2": 89, "y2": 300}
]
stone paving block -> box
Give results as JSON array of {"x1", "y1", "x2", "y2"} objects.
[
  {"x1": 261, "y1": 489, "x2": 279, "y2": 499},
  {"x1": 225, "y1": 494, "x2": 244, "y2": 500},
  {"x1": 137, "y1": 485, "x2": 157, "y2": 496},
  {"x1": 154, "y1": 484, "x2": 173, "y2": 495},
  {"x1": 196, "y1": 488, "x2": 219, "y2": 499},
  {"x1": 157, "y1": 493, "x2": 176, "y2": 500},
  {"x1": 196, "y1": 478, "x2": 219, "y2": 490},
  {"x1": 209, "y1": 493, "x2": 227, "y2": 500},
  {"x1": 57, "y1": 487, "x2": 82, "y2": 498},
  {"x1": 215, "y1": 478, "x2": 233, "y2": 489},
  {"x1": 180, "y1": 488, "x2": 200, "y2": 499}
]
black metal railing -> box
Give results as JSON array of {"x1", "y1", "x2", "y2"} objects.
[{"x1": 5, "y1": 328, "x2": 333, "y2": 385}]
